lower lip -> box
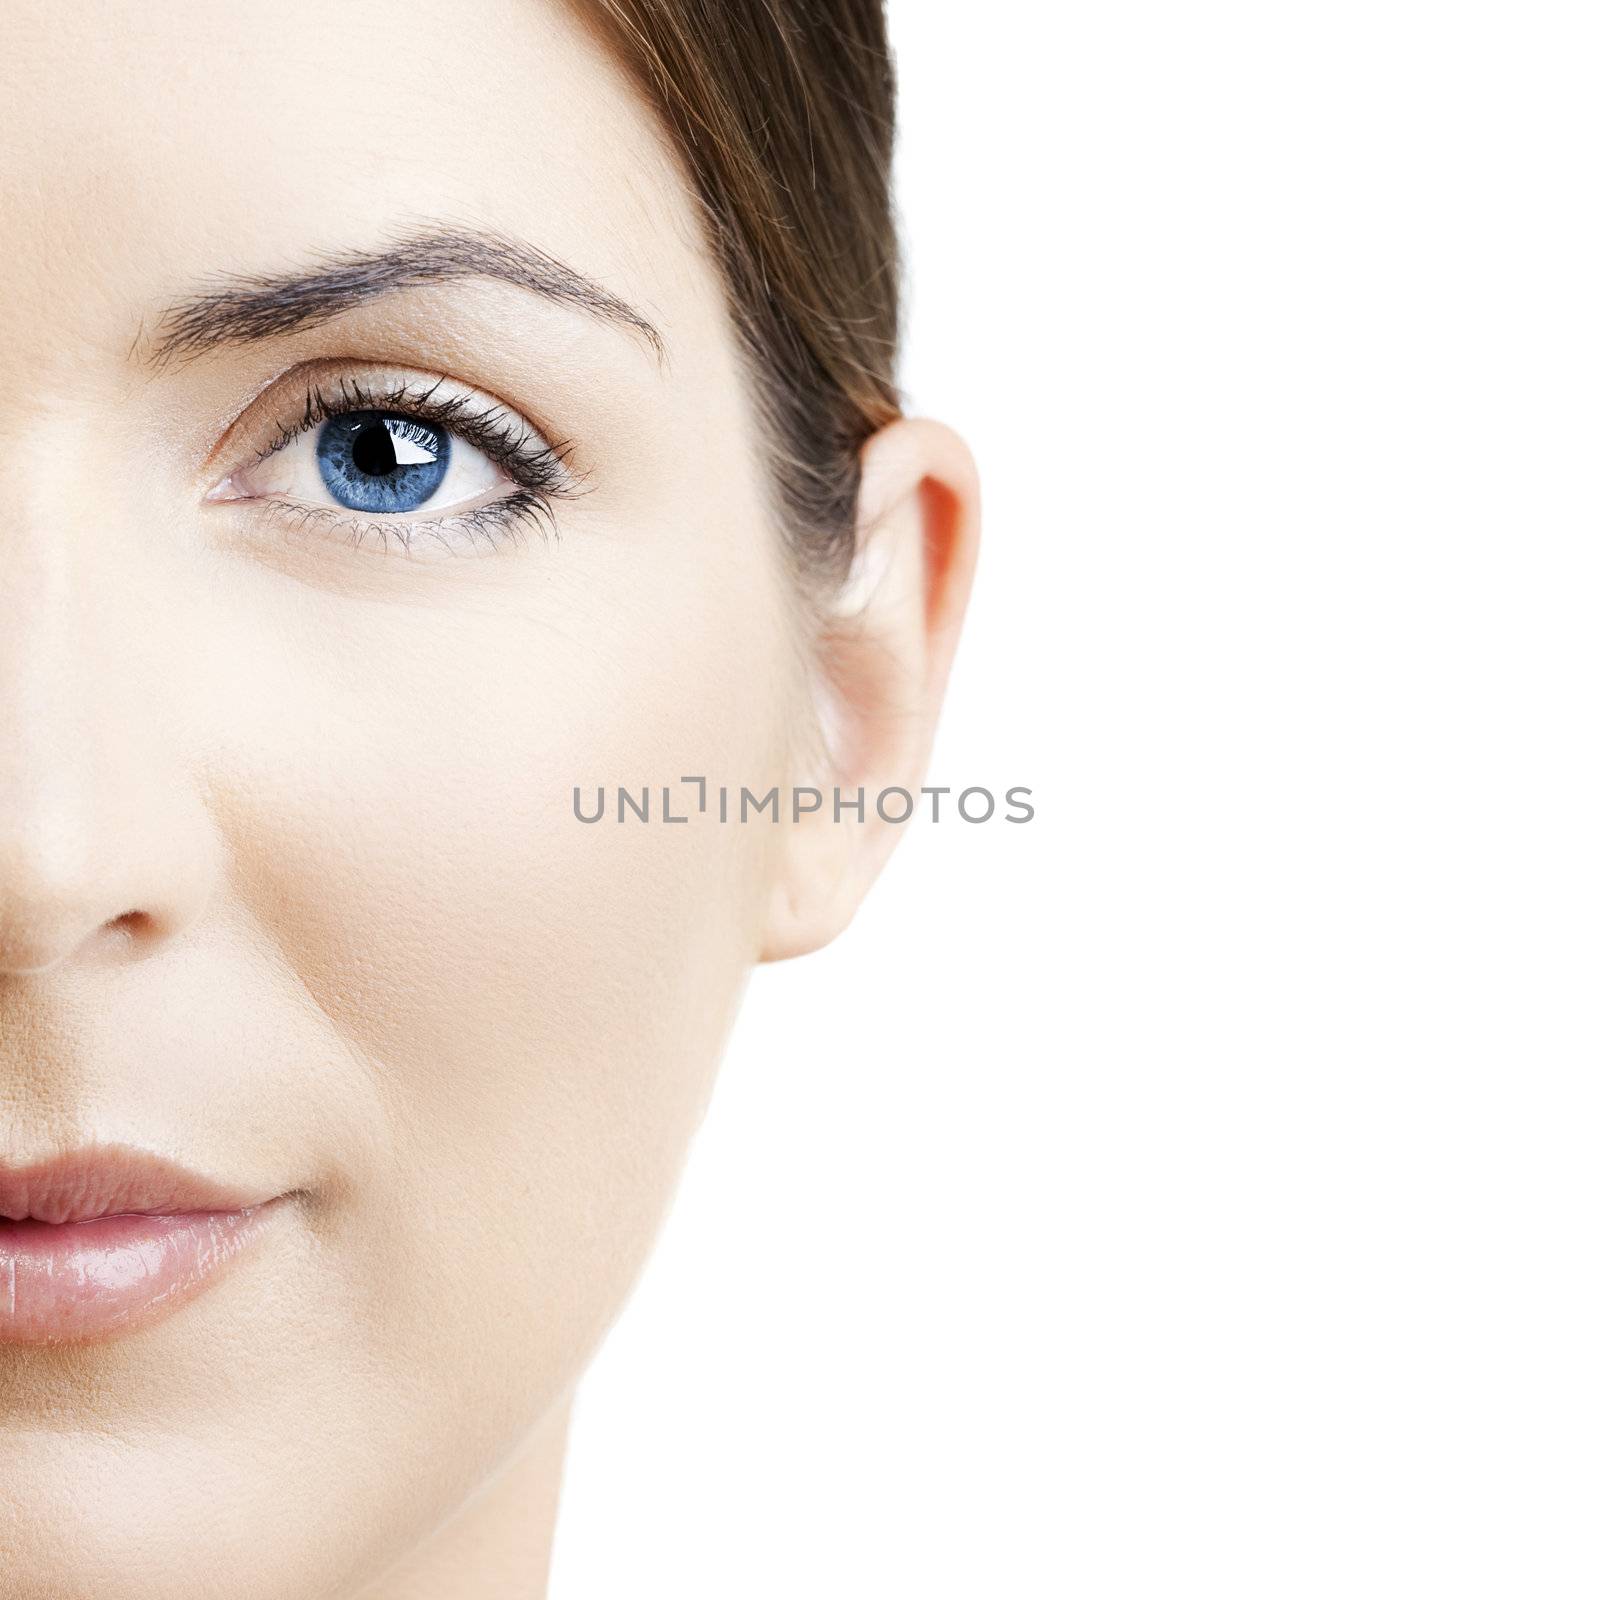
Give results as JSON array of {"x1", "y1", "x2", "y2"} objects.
[{"x1": 0, "y1": 1201, "x2": 286, "y2": 1345}]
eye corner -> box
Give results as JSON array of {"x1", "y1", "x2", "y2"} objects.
[{"x1": 202, "y1": 472, "x2": 247, "y2": 505}]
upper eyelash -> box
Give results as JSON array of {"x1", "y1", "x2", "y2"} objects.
[{"x1": 250, "y1": 372, "x2": 585, "y2": 551}]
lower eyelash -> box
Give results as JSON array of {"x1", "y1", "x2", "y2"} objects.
[{"x1": 258, "y1": 486, "x2": 559, "y2": 559}]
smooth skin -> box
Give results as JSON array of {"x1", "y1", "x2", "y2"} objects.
[{"x1": 0, "y1": 2, "x2": 978, "y2": 1595}]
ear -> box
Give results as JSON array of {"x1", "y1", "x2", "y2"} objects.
[{"x1": 761, "y1": 416, "x2": 981, "y2": 962}]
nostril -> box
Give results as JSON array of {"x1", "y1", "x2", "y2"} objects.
[
  {"x1": 0, "y1": 911, "x2": 167, "y2": 976},
  {"x1": 104, "y1": 911, "x2": 154, "y2": 949}
]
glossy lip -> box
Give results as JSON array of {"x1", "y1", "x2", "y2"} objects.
[{"x1": 0, "y1": 1146, "x2": 290, "y2": 1346}]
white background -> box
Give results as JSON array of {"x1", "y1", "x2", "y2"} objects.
[{"x1": 555, "y1": 3, "x2": 1597, "y2": 1595}]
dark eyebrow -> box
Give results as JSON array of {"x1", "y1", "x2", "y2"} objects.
[{"x1": 147, "y1": 223, "x2": 665, "y2": 368}]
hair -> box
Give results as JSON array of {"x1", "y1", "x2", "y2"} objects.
[{"x1": 581, "y1": 0, "x2": 903, "y2": 593}]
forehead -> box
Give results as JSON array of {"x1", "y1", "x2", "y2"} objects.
[{"x1": 0, "y1": 0, "x2": 707, "y2": 365}]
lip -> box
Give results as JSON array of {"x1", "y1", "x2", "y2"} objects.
[{"x1": 0, "y1": 1146, "x2": 290, "y2": 1345}]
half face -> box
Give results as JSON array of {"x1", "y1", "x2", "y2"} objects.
[{"x1": 0, "y1": 1, "x2": 801, "y2": 1593}]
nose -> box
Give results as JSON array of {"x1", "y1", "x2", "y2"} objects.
[{"x1": 0, "y1": 535, "x2": 221, "y2": 977}]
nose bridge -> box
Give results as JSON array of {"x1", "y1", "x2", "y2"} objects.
[{"x1": 0, "y1": 484, "x2": 220, "y2": 976}]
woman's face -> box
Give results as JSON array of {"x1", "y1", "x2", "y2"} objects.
[{"x1": 0, "y1": 1, "x2": 800, "y2": 1592}]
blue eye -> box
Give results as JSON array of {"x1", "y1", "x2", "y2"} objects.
[
  {"x1": 315, "y1": 411, "x2": 451, "y2": 513},
  {"x1": 209, "y1": 373, "x2": 581, "y2": 558}
]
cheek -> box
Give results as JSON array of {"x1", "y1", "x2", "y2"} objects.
[{"x1": 198, "y1": 515, "x2": 794, "y2": 1455}]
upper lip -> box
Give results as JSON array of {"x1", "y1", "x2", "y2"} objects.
[{"x1": 0, "y1": 1145, "x2": 278, "y2": 1225}]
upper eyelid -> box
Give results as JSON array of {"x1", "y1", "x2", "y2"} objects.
[
  {"x1": 258, "y1": 374, "x2": 553, "y2": 465},
  {"x1": 209, "y1": 358, "x2": 571, "y2": 479}
]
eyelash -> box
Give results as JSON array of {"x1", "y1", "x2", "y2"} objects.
[{"x1": 246, "y1": 373, "x2": 581, "y2": 557}]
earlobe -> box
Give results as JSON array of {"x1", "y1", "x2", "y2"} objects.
[{"x1": 760, "y1": 416, "x2": 981, "y2": 962}]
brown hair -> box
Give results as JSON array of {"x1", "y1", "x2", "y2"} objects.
[{"x1": 582, "y1": 0, "x2": 902, "y2": 591}]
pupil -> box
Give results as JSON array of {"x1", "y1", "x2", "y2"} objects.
[{"x1": 351, "y1": 421, "x2": 400, "y2": 477}]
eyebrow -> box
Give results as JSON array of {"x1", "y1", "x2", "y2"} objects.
[{"x1": 147, "y1": 223, "x2": 665, "y2": 368}]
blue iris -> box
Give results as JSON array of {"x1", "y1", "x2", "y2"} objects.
[{"x1": 315, "y1": 411, "x2": 450, "y2": 513}]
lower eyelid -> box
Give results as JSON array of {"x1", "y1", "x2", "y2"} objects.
[{"x1": 244, "y1": 491, "x2": 551, "y2": 561}]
